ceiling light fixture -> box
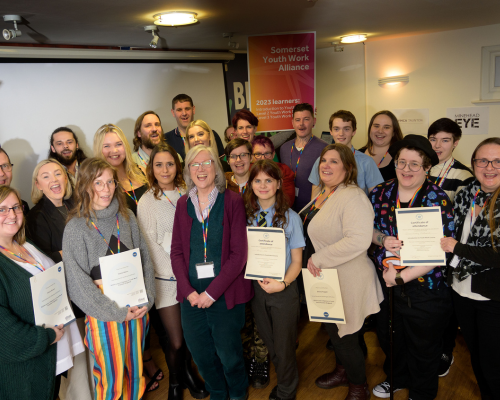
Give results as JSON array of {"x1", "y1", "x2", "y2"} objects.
[
  {"x1": 340, "y1": 34, "x2": 367, "y2": 44},
  {"x1": 378, "y1": 75, "x2": 410, "y2": 87},
  {"x1": 2, "y1": 15, "x2": 22, "y2": 41},
  {"x1": 153, "y1": 11, "x2": 198, "y2": 26},
  {"x1": 144, "y1": 25, "x2": 160, "y2": 48}
]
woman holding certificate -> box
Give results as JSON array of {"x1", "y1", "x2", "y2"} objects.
[
  {"x1": 63, "y1": 157, "x2": 156, "y2": 400},
  {"x1": 303, "y1": 144, "x2": 383, "y2": 400},
  {"x1": 170, "y1": 145, "x2": 252, "y2": 400},
  {"x1": 137, "y1": 143, "x2": 208, "y2": 400},
  {"x1": 0, "y1": 185, "x2": 67, "y2": 400},
  {"x1": 370, "y1": 135, "x2": 454, "y2": 400},
  {"x1": 440, "y1": 138, "x2": 500, "y2": 400},
  {"x1": 244, "y1": 160, "x2": 305, "y2": 400}
]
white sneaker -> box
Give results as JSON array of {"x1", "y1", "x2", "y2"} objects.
[{"x1": 372, "y1": 381, "x2": 403, "y2": 398}]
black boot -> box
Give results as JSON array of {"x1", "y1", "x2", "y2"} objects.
[
  {"x1": 181, "y1": 349, "x2": 209, "y2": 399},
  {"x1": 168, "y1": 372, "x2": 183, "y2": 400}
]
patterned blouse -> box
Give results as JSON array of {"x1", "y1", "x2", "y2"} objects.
[{"x1": 370, "y1": 178, "x2": 455, "y2": 289}]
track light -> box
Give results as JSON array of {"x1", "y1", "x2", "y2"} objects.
[
  {"x1": 144, "y1": 25, "x2": 160, "y2": 48},
  {"x1": 2, "y1": 15, "x2": 22, "y2": 41}
]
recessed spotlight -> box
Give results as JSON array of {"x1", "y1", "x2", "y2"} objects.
[
  {"x1": 153, "y1": 11, "x2": 198, "y2": 26},
  {"x1": 3, "y1": 15, "x2": 22, "y2": 41},
  {"x1": 340, "y1": 34, "x2": 367, "y2": 44}
]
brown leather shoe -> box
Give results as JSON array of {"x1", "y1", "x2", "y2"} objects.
[
  {"x1": 344, "y1": 382, "x2": 370, "y2": 400},
  {"x1": 315, "y1": 364, "x2": 348, "y2": 389}
]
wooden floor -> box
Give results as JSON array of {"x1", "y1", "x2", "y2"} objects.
[{"x1": 146, "y1": 305, "x2": 481, "y2": 400}]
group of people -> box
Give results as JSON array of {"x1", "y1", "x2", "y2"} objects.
[{"x1": 0, "y1": 93, "x2": 499, "y2": 400}]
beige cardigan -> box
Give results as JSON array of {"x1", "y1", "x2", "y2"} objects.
[{"x1": 307, "y1": 184, "x2": 383, "y2": 337}]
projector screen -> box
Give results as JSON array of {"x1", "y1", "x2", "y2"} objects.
[{"x1": 0, "y1": 61, "x2": 228, "y2": 205}]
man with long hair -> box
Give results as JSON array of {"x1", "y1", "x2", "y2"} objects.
[
  {"x1": 48, "y1": 127, "x2": 87, "y2": 185},
  {"x1": 132, "y1": 111, "x2": 165, "y2": 172}
]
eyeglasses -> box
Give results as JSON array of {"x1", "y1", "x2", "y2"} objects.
[
  {"x1": 189, "y1": 160, "x2": 213, "y2": 169},
  {"x1": 0, "y1": 163, "x2": 13, "y2": 172},
  {"x1": 229, "y1": 153, "x2": 250, "y2": 161},
  {"x1": 395, "y1": 160, "x2": 423, "y2": 172},
  {"x1": 94, "y1": 179, "x2": 117, "y2": 191},
  {"x1": 253, "y1": 152, "x2": 273, "y2": 160},
  {"x1": 0, "y1": 205, "x2": 23, "y2": 216},
  {"x1": 473, "y1": 159, "x2": 500, "y2": 169}
]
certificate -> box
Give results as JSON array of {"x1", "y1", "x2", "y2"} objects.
[
  {"x1": 100, "y1": 248, "x2": 149, "y2": 308},
  {"x1": 30, "y1": 262, "x2": 76, "y2": 327},
  {"x1": 302, "y1": 268, "x2": 346, "y2": 324},
  {"x1": 245, "y1": 227, "x2": 286, "y2": 281},
  {"x1": 396, "y1": 206, "x2": 446, "y2": 266}
]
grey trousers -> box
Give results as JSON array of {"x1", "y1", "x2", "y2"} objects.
[{"x1": 251, "y1": 280, "x2": 300, "y2": 400}]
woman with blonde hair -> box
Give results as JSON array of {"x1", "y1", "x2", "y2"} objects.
[{"x1": 93, "y1": 124, "x2": 148, "y2": 215}]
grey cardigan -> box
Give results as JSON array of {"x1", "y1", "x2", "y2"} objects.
[{"x1": 62, "y1": 198, "x2": 155, "y2": 322}]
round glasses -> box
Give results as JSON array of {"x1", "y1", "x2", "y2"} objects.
[
  {"x1": 394, "y1": 160, "x2": 423, "y2": 172},
  {"x1": 94, "y1": 179, "x2": 117, "y2": 192}
]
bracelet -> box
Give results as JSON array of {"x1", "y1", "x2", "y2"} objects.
[
  {"x1": 381, "y1": 235, "x2": 387, "y2": 247},
  {"x1": 282, "y1": 280, "x2": 288, "y2": 289}
]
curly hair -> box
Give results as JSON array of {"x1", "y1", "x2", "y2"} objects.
[
  {"x1": 243, "y1": 160, "x2": 289, "y2": 229},
  {"x1": 146, "y1": 143, "x2": 186, "y2": 200}
]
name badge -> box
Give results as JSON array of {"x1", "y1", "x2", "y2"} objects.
[
  {"x1": 295, "y1": 187, "x2": 299, "y2": 197},
  {"x1": 196, "y1": 262, "x2": 215, "y2": 279}
]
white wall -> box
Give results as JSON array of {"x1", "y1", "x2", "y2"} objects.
[
  {"x1": 0, "y1": 62, "x2": 227, "y2": 204},
  {"x1": 315, "y1": 43, "x2": 366, "y2": 147},
  {"x1": 365, "y1": 23, "x2": 500, "y2": 164}
]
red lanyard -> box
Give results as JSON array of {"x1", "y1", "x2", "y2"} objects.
[
  {"x1": 0, "y1": 242, "x2": 45, "y2": 272},
  {"x1": 91, "y1": 214, "x2": 121, "y2": 254},
  {"x1": 163, "y1": 187, "x2": 182, "y2": 209},
  {"x1": 290, "y1": 137, "x2": 313, "y2": 177}
]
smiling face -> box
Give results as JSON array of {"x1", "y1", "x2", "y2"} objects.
[
  {"x1": 138, "y1": 114, "x2": 163, "y2": 149},
  {"x1": 171, "y1": 101, "x2": 195, "y2": 131},
  {"x1": 252, "y1": 143, "x2": 274, "y2": 163},
  {"x1": 91, "y1": 168, "x2": 115, "y2": 211},
  {"x1": 319, "y1": 150, "x2": 347, "y2": 188},
  {"x1": 0, "y1": 192, "x2": 23, "y2": 241},
  {"x1": 429, "y1": 131, "x2": 458, "y2": 164},
  {"x1": 187, "y1": 126, "x2": 210, "y2": 148},
  {"x1": 292, "y1": 110, "x2": 315, "y2": 139},
  {"x1": 395, "y1": 148, "x2": 429, "y2": 191},
  {"x1": 189, "y1": 150, "x2": 216, "y2": 192},
  {"x1": 235, "y1": 119, "x2": 257, "y2": 142},
  {"x1": 153, "y1": 151, "x2": 177, "y2": 191},
  {"x1": 331, "y1": 118, "x2": 356, "y2": 148},
  {"x1": 251, "y1": 171, "x2": 279, "y2": 205},
  {"x1": 370, "y1": 114, "x2": 394, "y2": 148},
  {"x1": 228, "y1": 145, "x2": 251, "y2": 177},
  {"x1": 35, "y1": 162, "x2": 68, "y2": 206},
  {"x1": 51, "y1": 131, "x2": 78, "y2": 165},
  {"x1": 474, "y1": 143, "x2": 500, "y2": 193},
  {"x1": 102, "y1": 132, "x2": 126, "y2": 167},
  {"x1": 0, "y1": 152, "x2": 13, "y2": 186}
]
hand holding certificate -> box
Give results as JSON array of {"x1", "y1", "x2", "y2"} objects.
[
  {"x1": 395, "y1": 206, "x2": 446, "y2": 266},
  {"x1": 100, "y1": 248, "x2": 148, "y2": 308},
  {"x1": 30, "y1": 262, "x2": 76, "y2": 327},
  {"x1": 245, "y1": 227, "x2": 286, "y2": 281}
]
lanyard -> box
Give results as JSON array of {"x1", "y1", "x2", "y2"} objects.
[
  {"x1": 0, "y1": 242, "x2": 45, "y2": 272},
  {"x1": 176, "y1": 127, "x2": 186, "y2": 146},
  {"x1": 377, "y1": 149, "x2": 389, "y2": 167},
  {"x1": 470, "y1": 188, "x2": 490, "y2": 229},
  {"x1": 163, "y1": 187, "x2": 182, "y2": 209},
  {"x1": 137, "y1": 152, "x2": 148, "y2": 168},
  {"x1": 231, "y1": 175, "x2": 247, "y2": 196},
  {"x1": 303, "y1": 185, "x2": 338, "y2": 224},
  {"x1": 198, "y1": 197, "x2": 212, "y2": 262},
  {"x1": 123, "y1": 179, "x2": 138, "y2": 205},
  {"x1": 434, "y1": 158, "x2": 455, "y2": 187},
  {"x1": 396, "y1": 184, "x2": 423, "y2": 209},
  {"x1": 91, "y1": 214, "x2": 121, "y2": 255},
  {"x1": 290, "y1": 137, "x2": 312, "y2": 177}
]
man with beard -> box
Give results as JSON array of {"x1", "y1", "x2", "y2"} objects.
[
  {"x1": 132, "y1": 111, "x2": 165, "y2": 173},
  {"x1": 48, "y1": 127, "x2": 87, "y2": 185}
]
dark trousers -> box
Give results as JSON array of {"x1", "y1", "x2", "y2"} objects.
[
  {"x1": 252, "y1": 280, "x2": 300, "y2": 400},
  {"x1": 376, "y1": 277, "x2": 452, "y2": 400},
  {"x1": 181, "y1": 298, "x2": 247, "y2": 400},
  {"x1": 453, "y1": 290, "x2": 500, "y2": 400},
  {"x1": 324, "y1": 324, "x2": 366, "y2": 385},
  {"x1": 442, "y1": 299, "x2": 459, "y2": 356}
]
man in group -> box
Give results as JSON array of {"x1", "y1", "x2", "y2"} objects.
[
  {"x1": 308, "y1": 110, "x2": 383, "y2": 196},
  {"x1": 132, "y1": 110, "x2": 165, "y2": 172},
  {"x1": 280, "y1": 103, "x2": 328, "y2": 212},
  {"x1": 165, "y1": 93, "x2": 224, "y2": 159},
  {"x1": 48, "y1": 127, "x2": 88, "y2": 185}
]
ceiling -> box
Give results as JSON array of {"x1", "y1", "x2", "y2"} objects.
[{"x1": 1, "y1": 0, "x2": 500, "y2": 51}]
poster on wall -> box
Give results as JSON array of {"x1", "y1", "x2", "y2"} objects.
[
  {"x1": 247, "y1": 32, "x2": 316, "y2": 132},
  {"x1": 393, "y1": 109, "x2": 429, "y2": 136},
  {"x1": 224, "y1": 53, "x2": 249, "y2": 124},
  {"x1": 446, "y1": 107, "x2": 489, "y2": 135}
]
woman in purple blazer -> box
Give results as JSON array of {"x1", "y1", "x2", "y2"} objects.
[{"x1": 171, "y1": 145, "x2": 253, "y2": 400}]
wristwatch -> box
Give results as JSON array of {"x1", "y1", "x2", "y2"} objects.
[{"x1": 395, "y1": 271, "x2": 405, "y2": 286}]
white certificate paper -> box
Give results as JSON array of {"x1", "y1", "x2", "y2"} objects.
[
  {"x1": 245, "y1": 227, "x2": 286, "y2": 281},
  {"x1": 100, "y1": 248, "x2": 149, "y2": 308},
  {"x1": 302, "y1": 268, "x2": 346, "y2": 324},
  {"x1": 396, "y1": 206, "x2": 446, "y2": 267},
  {"x1": 30, "y1": 262, "x2": 76, "y2": 327}
]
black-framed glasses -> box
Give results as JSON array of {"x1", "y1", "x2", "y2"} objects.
[
  {"x1": 0, "y1": 205, "x2": 23, "y2": 216},
  {"x1": 253, "y1": 152, "x2": 273, "y2": 159},
  {"x1": 229, "y1": 153, "x2": 250, "y2": 161},
  {"x1": 473, "y1": 159, "x2": 500, "y2": 169},
  {"x1": 94, "y1": 179, "x2": 117, "y2": 192},
  {"x1": 395, "y1": 160, "x2": 423, "y2": 172},
  {"x1": 0, "y1": 163, "x2": 13, "y2": 172}
]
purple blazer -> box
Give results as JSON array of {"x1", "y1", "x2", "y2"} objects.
[{"x1": 171, "y1": 189, "x2": 254, "y2": 310}]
